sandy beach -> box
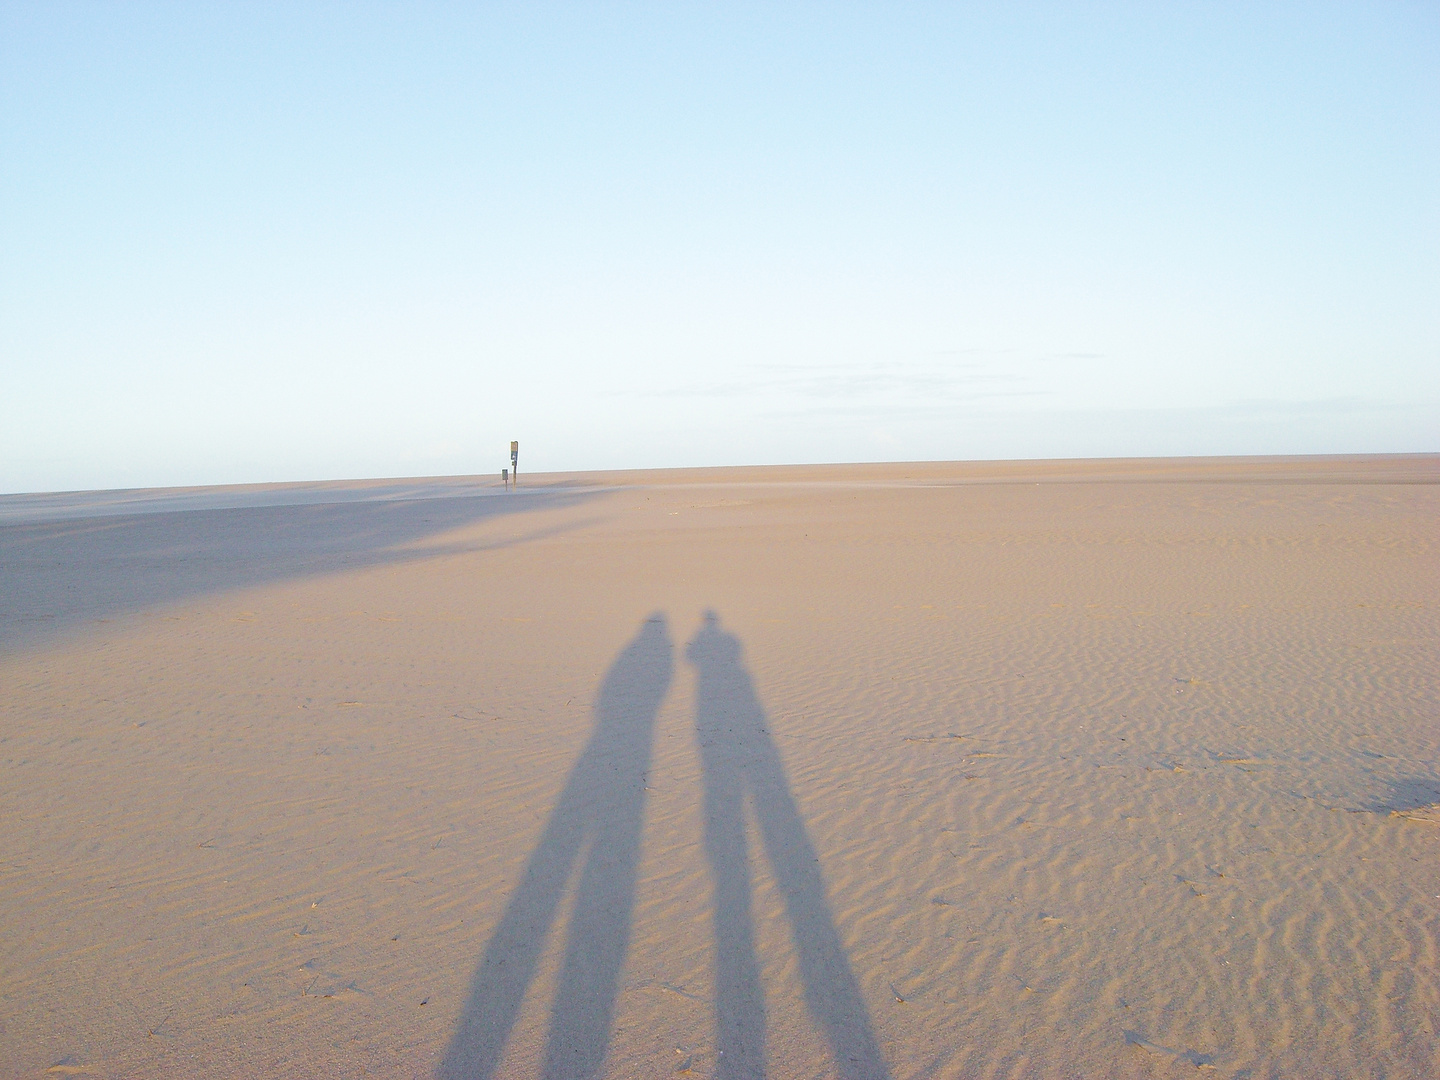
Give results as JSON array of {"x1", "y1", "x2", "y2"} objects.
[{"x1": 2, "y1": 455, "x2": 1437, "y2": 1079}]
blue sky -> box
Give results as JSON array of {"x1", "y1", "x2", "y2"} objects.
[{"x1": 3, "y1": 2, "x2": 1436, "y2": 492}]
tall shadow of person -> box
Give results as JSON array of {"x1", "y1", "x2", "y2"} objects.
[
  {"x1": 688, "y1": 611, "x2": 890, "y2": 1080},
  {"x1": 441, "y1": 615, "x2": 673, "y2": 1080}
]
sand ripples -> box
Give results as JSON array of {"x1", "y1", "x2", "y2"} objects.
[{"x1": 2, "y1": 461, "x2": 1436, "y2": 1077}]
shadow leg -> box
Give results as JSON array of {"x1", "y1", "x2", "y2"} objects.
[
  {"x1": 751, "y1": 754, "x2": 890, "y2": 1080},
  {"x1": 703, "y1": 758, "x2": 766, "y2": 1079},
  {"x1": 542, "y1": 619, "x2": 673, "y2": 1078},
  {"x1": 689, "y1": 612, "x2": 889, "y2": 1080},
  {"x1": 440, "y1": 796, "x2": 588, "y2": 1080},
  {"x1": 442, "y1": 617, "x2": 672, "y2": 1080}
]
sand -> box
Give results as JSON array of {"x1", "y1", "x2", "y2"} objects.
[{"x1": 1, "y1": 455, "x2": 1437, "y2": 1078}]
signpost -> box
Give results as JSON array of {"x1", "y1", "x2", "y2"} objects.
[{"x1": 510, "y1": 441, "x2": 519, "y2": 488}]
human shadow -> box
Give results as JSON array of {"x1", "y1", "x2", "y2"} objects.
[
  {"x1": 0, "y1": 480, "x2": 592, "y2": 655},
  {"x1": 688, "y1": 611, "x2": 889, "y2": 1080},
  {"x1": 441, "y1": 615, "x2": 673, "y2": 1080}
]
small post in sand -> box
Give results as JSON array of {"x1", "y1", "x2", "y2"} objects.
[
  {"x1": 502, "y1": 468, "x2": 509, "y2": 491},
  {"x1": 510, "y1": 441, "x2": 519, "y2": 488}
]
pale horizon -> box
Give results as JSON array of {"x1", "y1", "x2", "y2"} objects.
[{"x1": 6, "y1": 449, "x2": 1440, "y2": 502}]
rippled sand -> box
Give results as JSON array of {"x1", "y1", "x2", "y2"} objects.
[{"x1": 2, "y1": 456, "x2": 1436, "y2": 1078}]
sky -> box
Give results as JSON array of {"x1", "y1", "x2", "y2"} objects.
[{"x1": 2, "y1": 2, "x2": 1437, "y2": 492}]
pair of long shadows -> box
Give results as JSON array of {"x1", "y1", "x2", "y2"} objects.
[{"x1": 441, "y1": 612, "x2": 889, "y2": 1080}]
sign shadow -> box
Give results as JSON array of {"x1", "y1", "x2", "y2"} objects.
[{"x1": 0, "y1": 484, "x2": 592, "y2": 656}]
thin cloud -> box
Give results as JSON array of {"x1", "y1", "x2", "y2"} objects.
[{"x1": 629, "y1": 360, "x2": 1029, "y2": 402}]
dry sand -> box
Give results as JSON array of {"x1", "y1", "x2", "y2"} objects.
[{"x1": 2, "y1": 455, "x2": 1437, "y2": 1079}]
